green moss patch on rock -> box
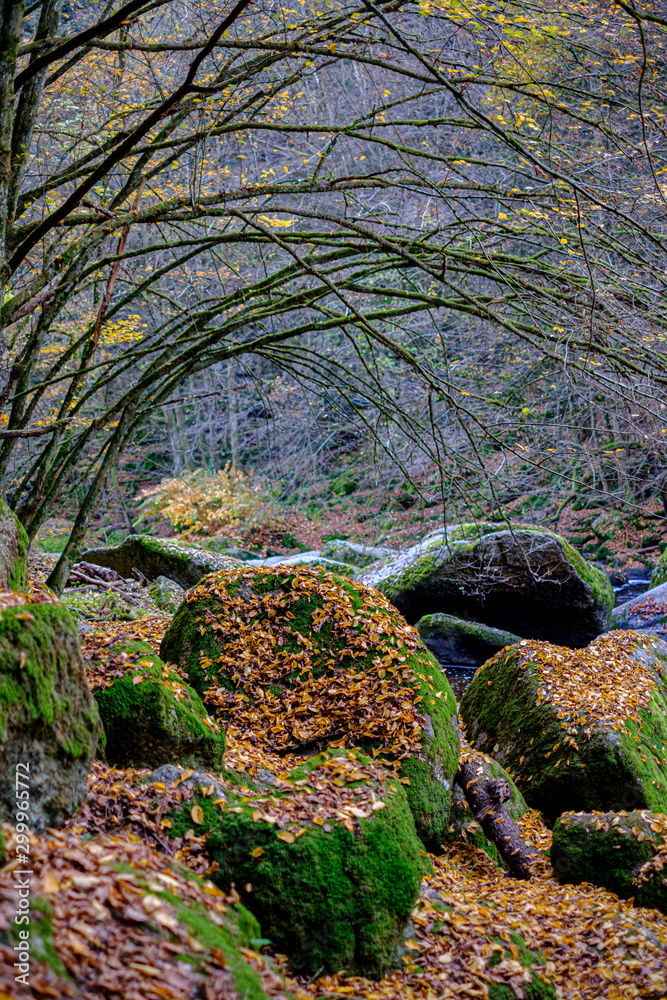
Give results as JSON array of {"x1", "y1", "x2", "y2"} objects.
[
  {"x1": 361, "y1": 522, "x2": 613, "y2": 647},
  {"x1": 0, "y1": 498, "x2": 28, "y2": 591},
  {"x1": 83, "y1": 533, "x2": 243, "y2": 589},
  {"x1": 320, "y1": 538, "x2": 398, "y2": 568},
  {"x1": 487, "y1": 933, "x2": 558, "y2": 999},
  {"x1": 416, "y1": 612, "x2": 522, "y2": 667},
  {"x1": 170, "y1": 749, "x2": 427, "y2": 977},
  {"x1": 0, "y1": 591, "x2": 102, "y2": 831},
  {"x1": 93, "y1": 640, "x2": 224, "y2": 770},
  {"x1": 460, "y1": 631, "x2": 667, "y2": 821},
  {"x1": 551, "y1": 810, "x2": 667, "y2": 914},
  {"x1": 160, "y1": 565, "x2": 460, "y2": 847}
]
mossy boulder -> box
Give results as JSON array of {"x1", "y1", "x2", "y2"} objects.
[
  {"x1": 361, "y1": 522, "x2": 614, "y2": 647},
  {"x1": 0, "y1": 498, "x2": 28, "y2": 590},
  {"x1": 149, "y1": 574, "x2": 186, "y2": 613},
  {"x1": 417, "y1": 612, "x2": 522, "y2": 667},
  {"x1": 460, "y1": 632, "x2": 667, "y2": 822},
  {"x1": 93, "y1": 640, "x2": 224, "y2": 769},
  {"x1": 248, "y1": 549, "x2": 358, "y2": 576},
  {"x1": 320, "y1": 538, "x2": 398, "y2": 568},
  {"x1": 613, "y1": 581, "x2": 667, "y2": 634},
  {"x1": 83, "y1": 533, "x2": 243, "y2": 588},
  {"x1": 171, "y1": 749, "x2": 426, "y2": 977},
  {"x1": 652, "y1": 549, "x2": 667, "y2": 587},
  {"x1": 160, "y1": 565, "x2": 460, "y2": 847},
  {"x1": 0, "y1": 592, "x2": 102, "y2": 831},
  {"x1": 0, "y1": 827, "x2": 288, "y2": 999},
  {"x1": 551, "y1": 810, "x2": 667, "y2": 914}
]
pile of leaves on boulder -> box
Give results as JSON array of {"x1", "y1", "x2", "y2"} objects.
[
  {"x1": 160, "y1": 565, "x2": 460, "y2": 847},
  {"x1": 460, "y1": 630, "x2": 667, "y2": 820}
]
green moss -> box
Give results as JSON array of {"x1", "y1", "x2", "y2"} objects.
[
  {"x1": 126, "y1": 874, "x2": 271, "y2": 1000},
  {"x1": 460, "y1": 641, "x2": 667, "y2": 821},
  {"x1": 559, "y1": 539, "x2": 614, "y2": 613},
  {"x1": 0, "y1": 497, "x2": 28, "y2": 590},
  {"x1": 0, "y1": 602, "x2": 100, "y2": 760},
  {"x1": 94, "y1": 640, "x2": 224, "y2": 769},
  {"x1": 652, "y1": 548, "x2": 667, "y2": 587},
  {"x1": 551, "y1": 811, "x2": 667, "y2": 914},
  {"x1": 169, "y1": 750, "x2": 426, "y2": 977},
  {"x1": 488, "y1": 933, "x2": 557, "y2": 999}
]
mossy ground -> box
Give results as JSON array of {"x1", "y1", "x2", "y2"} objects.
[
  {"x1": 487, "y1": 933, "x2": 557, "y2": 999},
  {"x1": 169, "y1": 749, "x2": 427, "y2": 977},
  {"x1": 94, "y1": 640, "x2": 224, "y2": 769},
  {"x1": 160, "y1": 566, "x2": 460, "y2": 847},
  {"x1": 460, "y1": 635, "x2": 667, "y2": 820}
]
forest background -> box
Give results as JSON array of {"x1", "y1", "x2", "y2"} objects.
[{"x1": 2, "y1": 0, "x2": 667, "y2": 590}]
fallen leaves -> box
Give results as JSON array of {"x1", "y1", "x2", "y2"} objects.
[
  {"x1": 0, "y1": 825, "x2": 290, "y2": 1000},
  {"x1": 186, "y1": 567, "x2": 437, "y2": 761},
  {"x1": 498, "y1": 631, "x2": 665, "y2": 741}
]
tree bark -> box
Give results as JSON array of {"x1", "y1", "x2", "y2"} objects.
[{"x1": 455, "y1": 754, "x2": 539, "y2": 880}]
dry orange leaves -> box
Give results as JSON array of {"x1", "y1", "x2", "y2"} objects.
[
  {"x1": 511, "y1": 631, "x2": 666, "y2": 741},
  {"x1": 0, "y1": 825, "x2": 288, "y2": 1000},
  {"x1": 189, "y1": 567, "x2": 435, "y2": 760}
]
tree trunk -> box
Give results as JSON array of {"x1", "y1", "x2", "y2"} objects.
[{"x1": 456, "y1": 754, "x2": 539, "y2": 880}]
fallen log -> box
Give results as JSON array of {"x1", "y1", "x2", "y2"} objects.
[{"x1": 455, "y1": 752, "x2": 540, "y2": 880}]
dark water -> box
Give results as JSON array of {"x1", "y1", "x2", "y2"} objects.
[
  {"x1": 443, "y1": 666, "x2": 478, "y2": 701},
  {"x1": 613, "y1": 577, "x2": 651, "y2": 606}
]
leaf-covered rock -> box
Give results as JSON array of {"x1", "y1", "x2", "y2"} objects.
[
  {"x1": 92, "y1": 640, "x2": 224, "y2": 770},
  {"x1": 0, "y1": 826, "x2": 290, "y2": 999},
  {"x1": 459, "y1": 632, "x2": 667, "y2": 821},
  {"x1": 417, "y1": 612, "x2": 522, "y2": 667},
  {"x1": 551, "y1": 810, "x2": 667, "y2": 914},
  {"x1": 613, "y1": 581, "x2": 667, "y2": 635},
  {"x1": 360, "y1": 522, "x2": 614, "y2": 647},
  {"x1": 170, "y1": 749, "x2": 427, "y2": 977},
  {"x1": 160, "y1": 565, "x2": 460, "y2": 846},
  {"x1": 83, "y1": 534, "x2": 243, "y2": 588},
  {"x1": 0, "y1": 591, "x2": 102, "y2": 831},
  {"x1": 0, "y1": 498, "x2": 28, "y2": 591}
]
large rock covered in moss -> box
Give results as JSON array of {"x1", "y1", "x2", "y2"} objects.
[
  {"x1": 171, "y1": 750, "x2": 426, "y2": 977},
  {"x1": 651, "y1": 549, "x2": 667, "y2": 588},
  {"x1": 0, "y1": 498, "x2": 28, "y2": 590},
  {"x1": 92, "y1": 640, "x2": 224, "y2": 769},
  {"x1": 460, "y1": 632, "x2": 667, "y2": 822},
  {"x1": 83, "y1": 534, "x2": 242, "y2": 588},
  {"x1": 0, "y1": 591, "x2": 102, "y2": 830},
  {"x1": 360, "y1": 522, "x2": 614, "y2": 647},
  {"x1": 0, "y1": 828, "x2": 289, "y2": 999},
  {"x1": 417, "y1": 612, "x2": 522, "y2": 667},
  {"x1": 551, "y1": 810, "x2": 667, "y2": 914},
  {"x1": 160, "y1": 565, "x2": 460, "y2": 847}
]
